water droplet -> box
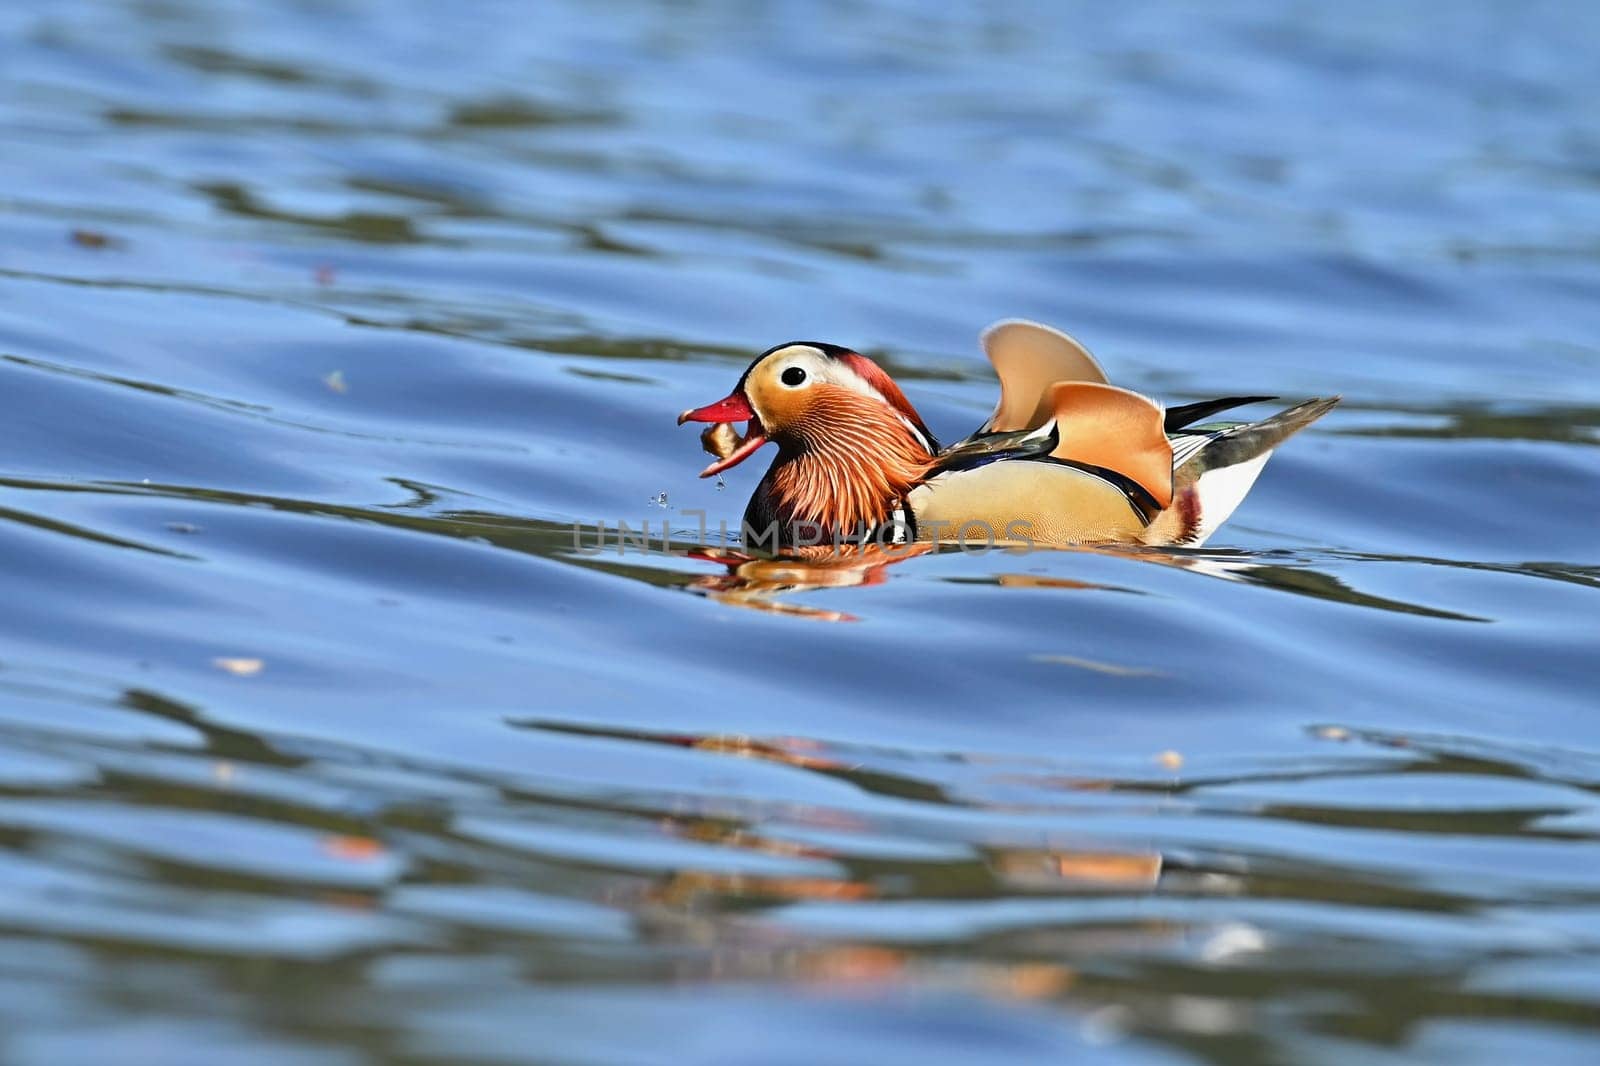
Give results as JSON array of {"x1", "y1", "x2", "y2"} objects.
[{"x1": 715, "y1": 476, "x2": 726, "y2": 491}]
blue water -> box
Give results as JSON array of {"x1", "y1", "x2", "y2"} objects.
[{"x1": 1, "y1": 1, "x2": 1598, "y2": 1063}]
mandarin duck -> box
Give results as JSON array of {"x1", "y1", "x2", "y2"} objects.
[{"x1": 679, "y1": 321, "x2": 1338, "y2": 549}]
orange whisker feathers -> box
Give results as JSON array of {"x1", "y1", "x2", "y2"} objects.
[{"x1": 765, "y1": 388, "x2": 933, "y2": 536}]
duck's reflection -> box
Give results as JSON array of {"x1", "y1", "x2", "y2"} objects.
[
  {"x1": 682, "y1": 540, "x2": 1484, "y2": 623},
  {"x1": 684, "y1": 543, "x2": 932, "y2": 621}
]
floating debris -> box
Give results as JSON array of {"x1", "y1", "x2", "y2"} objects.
[
  {"x1": 212, "y1": 657, "x2": 264, "y2": 676},
  {"x1": 165, "y1": 522, "x2": 201, "y2": 535},
  {"x1": 70, "y1": 228, "x2": 119, "y2": 249},
  {"x1": 649, "y1": 491, "x2": 669, "y2": 508},
  {"x1": 1156, "y1": 749, "x2": 1184, "y2": 770},
  {"x1": 1312, "y1": 724, "x2": 1352, "y2": 742},
  {"x1": 323, "y1": 369, "x2": 347, "y2": 394},
  {"x1": 314, "y1": 263, "x2": 337, "y2": 286},
  {"x1": 320, "y1": 835, "x2": 386, "y2": 861}
]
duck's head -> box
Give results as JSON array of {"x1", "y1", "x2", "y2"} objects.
[{"x1": 677, "y1": 342, "x2": 937, "y2": 479}]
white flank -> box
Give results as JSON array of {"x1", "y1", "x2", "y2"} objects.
[{"x1": 1188, "y1": 452, "x2": 1271, "y2": 546}]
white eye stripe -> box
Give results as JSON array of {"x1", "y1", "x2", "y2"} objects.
[{"x1": 761, "y1": 345, "x2": 934, "y2": 451}]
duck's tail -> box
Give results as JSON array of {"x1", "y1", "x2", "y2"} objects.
[{"x1": 1146, "y1": 396, "x2": 1341, "y2": 546}]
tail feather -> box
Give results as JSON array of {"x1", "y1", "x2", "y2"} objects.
[
  {"x1": 1176, "y1": 396, "x2": 1341, "y2": 480},
  {"x1": 1163, "y1": 395, "x2": 1277, "y2": 433},
  {"x1": 1147, "y1": 396, "x2": 1340, "y2": 546}
]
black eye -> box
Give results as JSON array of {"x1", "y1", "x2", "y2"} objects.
[{"x1": 781, "y1": 366, "x2": 807, "y2": 387}]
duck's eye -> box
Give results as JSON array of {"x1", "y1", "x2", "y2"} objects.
[{"x1": 780, "y1": 366, "x2": 807, "y2": 387}]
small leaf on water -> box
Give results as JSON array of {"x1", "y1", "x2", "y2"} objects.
[
  {"x1": 321, "y1": 835, "x2": 386, "y2": 861},
  {"x1": 323, "y1": 370, "x2": 347, "y2": 394},
  {"x1": 70, "y1": 228, "x2": 118, "y2": 249}
]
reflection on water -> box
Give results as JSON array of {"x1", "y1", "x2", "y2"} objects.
[
  {"x1": 679, "y1": 541, "x2": 1498, "y2": 625},
  {"x1": 2, "y1": 0, "x2": 1599, "y2": 1063},
  {"x1": 3, "y1": 677, "x2": 1598, "y2": 1063}
]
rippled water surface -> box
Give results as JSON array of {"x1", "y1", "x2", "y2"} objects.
[{"x1": 2, "y1": 1, "x2": 1599, "y2": 1062}]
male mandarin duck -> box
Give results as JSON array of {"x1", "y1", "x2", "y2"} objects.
[{"x1": 678, "y1": 321, "x2": 1338, "y2": 548}]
